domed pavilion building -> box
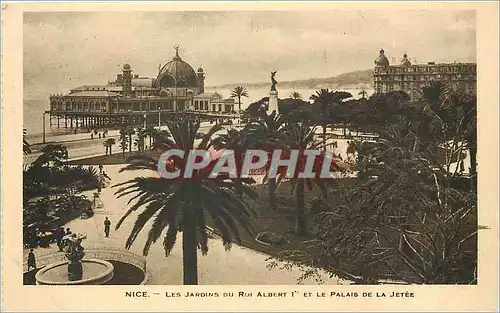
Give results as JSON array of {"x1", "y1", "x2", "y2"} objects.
[{"x1": 48, "y1": 47, "x2": 236, "y2": 129}]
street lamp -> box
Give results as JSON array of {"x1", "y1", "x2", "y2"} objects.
[
  {"x1": 143, "y1": 113, "x2": 147, "y2": 129},
  {"x1": 158, "y1": 105, "x2": 161, "y2": 129}
]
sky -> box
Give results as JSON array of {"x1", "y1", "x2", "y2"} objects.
[{"x1": 23, "y1": 10, "x2": 476, "y2": 100}]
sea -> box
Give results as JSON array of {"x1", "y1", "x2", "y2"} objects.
[{"x1": 23, "y1": 86, "x2": 373, "y2": 142}]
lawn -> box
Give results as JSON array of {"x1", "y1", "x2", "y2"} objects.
[
  {"x1": 67, "y1": 152, "x2": 133, "y2": 166},
  {"x1": 213, "y1": 179, "x2": 358, "y2": 261}
]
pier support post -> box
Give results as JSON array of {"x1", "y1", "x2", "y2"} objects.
[{"x1": 42, "y1": 113, "x2": 46, "y2": 144}]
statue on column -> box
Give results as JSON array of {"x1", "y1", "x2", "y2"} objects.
[
  {"x1": 63, "y1": 233, "x2": 87, "y2": 281},
  {"x1": 270, "y1": 71, "x2": 278, "y2": 91}
]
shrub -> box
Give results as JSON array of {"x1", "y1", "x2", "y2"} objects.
[
  {"x1": 256, "y1": 231, "x2": 288, "y2": 246},
  {"x1": 307, "y1": 197, "x2": 331, "y2": 216}
]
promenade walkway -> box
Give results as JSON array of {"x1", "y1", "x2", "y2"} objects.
[{"x1": 23, "y1": 165, "x2": 345, "y2": 285}]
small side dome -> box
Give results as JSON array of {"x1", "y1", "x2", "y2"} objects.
[
  {"x1": 197, "y1": 67, "x2": 204, "y2": 73},
  {"x1": 374, "y1": 49, "x2": 389, "y2": 67},
  {"x1": 401, "y1": 53, "x2": 411, "y2": 67},
  {"x1": 123, "y1": 63, "x2": 131, "y2": 70}
]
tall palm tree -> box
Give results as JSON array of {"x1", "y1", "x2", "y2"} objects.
[
  {"x1": 212, "y1": 125, "x2": 283, "y2": 211},
  {"x1": 103, "y1": 138, "x2": 116, "y2": 155},
  {"x1": 230, "y1": 86, "x2": 249, "y2": 126},
  {"x1": 310, "y1": 89, "x2": 335, "y2": 151},
  {"x1": 119, "y1": 129, "x2": 129, "y2": 156},
  {"x1": 280, "y1": 122, "x2": 330, "y2": 235},
  {"x1": 114, "y1": 118, "x2": 258, "y2": 285},
  {"x1": 241, "y1": 112, "x2": 287, "y2": 211},
  {"x1": 290, "y1": 91, "x2": 302, "y2": 100},
  {"x1": 420, "y1": 81, "x2": 477, "y2": 190},
  {"x1": 134, "y1": 127, "x2": 146, "y2": 153},
  {"x1": 23, "y1": 129, "x2": 31, "y2": 155},
  {"x1": 125, "y1": 127, "x2": 135, "y2": 153},
  {"x1": 358, "y1": 88, "x2": 367, "y2": 99},
  {"x1": 144, "y1": 126, "x2": 157, "y2": 150}
]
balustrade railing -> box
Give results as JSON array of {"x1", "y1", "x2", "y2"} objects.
[{"x1": 23, "y1": 246, "x2": 147, "y2": 274}]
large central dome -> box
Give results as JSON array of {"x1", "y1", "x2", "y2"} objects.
[{"x1": 157, "y1": 49, "x2": 198, "y2": 88}]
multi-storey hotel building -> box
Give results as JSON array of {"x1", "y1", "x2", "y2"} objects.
[{"x1": 373, "y1": 49, "x2": 476, "y2": 100}]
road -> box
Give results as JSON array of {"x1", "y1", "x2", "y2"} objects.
[{"x1": 24, "y1": 122, "x2": 234, "y2": 166}]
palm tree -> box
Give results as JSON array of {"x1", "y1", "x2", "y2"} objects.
[
  {"x1": 152, "y1": 129, "x2": 171, "y2": 146},
  {"x1": 23, "y1": 129, "x2": 31, "y2": 155},
  {"x1": 125, "y1": 127, "x2": 135, "y2": 153},
  {"x1": 144, "y1": 126, "x2": 157, "y2": 150},
  {"x1": 114, "y1": 118, "x2": 258, "y2": 285},
  {"x1": 358, "y1": 88, "x2": 367, "y2": 99},
  {"x1": 134, "y1": 128, "x2": 146, "y2": 153},
  {"x1": 241, "y1": 112, "x2": 287, "y2": 211},
  {"x1": 244, "y1": 97, "x2": 269, "y2": 121},
  {"x1": 310, "y1": 89, "x2": 335, "y2": 151},
  {"x1": 212, "y1": 128, "x2": 247, "y2": 152},
  {"x1": 212, "y1": 125, "x2": 282, "y2": 212},
  {"x1": 290, "y1": 91, "x2": 302, "y2": 100},
  {"x1": 280, "y1": 122, "x2": 330, "y2": 235},
  {"x1": 420, "y1": 81, "x2": 477, "y2": 190},
  {"x1": 33, "y1": 144, "x2": 68, "y2": 168},
  {"x1": 310, "y1": 89, "x2": 353, "y2": 141},
  {"x1": 119, "y1": 129, "x2": 129, "y2": 156},
  {"x1": 230, "y1": 86, "x2": 249, "y2": 126},
  {"x1": 103, "y1": 138, "x2": 116, "y2": 155}
]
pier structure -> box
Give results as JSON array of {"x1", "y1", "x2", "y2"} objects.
[{"x1": 47, "y1": 47, "x2": 237, "y2": 130}]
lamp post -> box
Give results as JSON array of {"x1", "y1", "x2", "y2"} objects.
[
  {"x1": 143, "y1": 113, "x2": 147, "y2": 129},
  {"x1": 42, "y1": 112, "x2": 46, "y2": 144},
  {"x1": 158, "y1": 105, "x2": 161, "y2": 129}
]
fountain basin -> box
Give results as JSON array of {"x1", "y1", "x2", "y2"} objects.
[{"x1": 35, "y1": 259, "x2": 114, "y2": 285}]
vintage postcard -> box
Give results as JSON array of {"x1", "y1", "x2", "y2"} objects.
[{"x1": 1, "y1": 1, "x2": 499, "y2": 312}]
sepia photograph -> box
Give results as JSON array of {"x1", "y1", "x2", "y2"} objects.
[{"x1": 2, "y1": 1, "x2": 499, "y2": 312}]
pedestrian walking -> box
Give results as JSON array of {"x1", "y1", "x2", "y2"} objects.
[
  {"x1": 27, "y1": 249, "x2": 37, "y2": 271},
  {"x1": 104, "y1": 217, "x2": 111, "y2": 238},
  {"x1": 91, "y1": 133, "x2": 94, "y2": 140}
]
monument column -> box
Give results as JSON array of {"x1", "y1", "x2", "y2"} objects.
[{"x1": 268, "y1": 71, "x2": 279, "y2": 114}]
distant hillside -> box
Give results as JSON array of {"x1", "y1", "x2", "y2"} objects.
[{"x1": 209, "y1": 69, "x2": 374, "y2": 89}]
